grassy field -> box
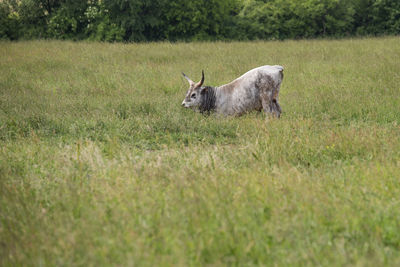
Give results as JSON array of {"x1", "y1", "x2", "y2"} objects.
[{"x1": 1, "y1": 37, "x2": 400, "y2": 266}]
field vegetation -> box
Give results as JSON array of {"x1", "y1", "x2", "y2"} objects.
[{"x1": 1, "y1": 37, "x2": 400, "y2": 265}]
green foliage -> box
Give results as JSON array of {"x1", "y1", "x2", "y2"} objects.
[
  {"x1": 10, "y1": 0, "x2": 48, "y2": 39},
  {"x1": 0, "y1": 0, "x2": 399, "y2": 40},
  {"x1": 0, "y1": 2, "x2": 19, "y2": 40},
  {"x1": 84, "y1": 2, "x2": 124, "y2": 41},
  {"x1": 103, "y1": 0, "x2": 147, "y2": 41},
  {"x1": 162, "y1": 0, "x2": 241, "y2": 41},
  {"x1": 353, "y1": 0, "x2": 400, "y2": 35},
  {"x1": 239, "y1": 0, "x2": 355, "y2": 40},
  {"x1": 47, "y1": 7, "x2": 79, "y2": 39},
  {"x1": 46, "y1": 1, "x2": 91, "y2": 40}
]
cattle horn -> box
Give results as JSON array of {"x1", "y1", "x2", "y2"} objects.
[
  {"x1": 182, "y1": 72, "x2": 194, "y2": 86},
  {"x1": 196, "y1": 70, "x2": 204, "y2": 88}
]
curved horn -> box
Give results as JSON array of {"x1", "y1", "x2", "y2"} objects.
[
  {"x1": 196, "y1": 70, "x2": 204, "y2": 87},
  {"x1": 182, "y1": 72, "x2": 194, "y2": 85}
]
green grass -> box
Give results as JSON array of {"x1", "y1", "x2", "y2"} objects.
[{"x1": 1, "y1": 37, "x2": 400, "y2": 266}]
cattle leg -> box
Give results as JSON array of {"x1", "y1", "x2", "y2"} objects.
[
  {"x1": 272, "y1": 99, "x2": 281, "y2": 118},
  {"x1": 271, "y1": 83, "x2": 282, "y2": 118},
  {"x1": 261, "y1": 93, "x2": 281, "y2": 119},
  {"x1": 261, "y1": 92, "x2": 275, "y2": 119}
]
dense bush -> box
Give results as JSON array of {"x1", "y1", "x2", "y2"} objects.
[
  {"x1": 239, "y1": 0, "x2": 356, "y2": 40},
  {"x1": 0, "y1": 0, "x2": 399, "y2": 41}
]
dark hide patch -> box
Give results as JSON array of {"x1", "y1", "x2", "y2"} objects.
[
  {"x1": 255, "y1": 74, "x2": 275, "y2": 94},
  {"x1": 199, "y1": 86, "x2": 216, "y2": 114}
]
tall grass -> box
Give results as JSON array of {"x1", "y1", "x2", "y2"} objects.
[{"x1": 1, "y1": 37, "x2": 400, "y2": 266}]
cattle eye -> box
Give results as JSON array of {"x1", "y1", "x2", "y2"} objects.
[{"x1": 191, "y1": 93, "x2": 196, "y2": 99}]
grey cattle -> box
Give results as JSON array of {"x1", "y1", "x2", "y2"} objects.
[{"x1": 181, "y1": 65, "x2": 284, "y2": 118}]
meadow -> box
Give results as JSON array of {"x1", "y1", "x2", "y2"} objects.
[{"x1": 1, "y1": 37, "x2": 400, "y2": 266}]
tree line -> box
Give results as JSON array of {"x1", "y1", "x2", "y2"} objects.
[{"x1": 1, "y1": 0, "x2": 399, "y2": 42}]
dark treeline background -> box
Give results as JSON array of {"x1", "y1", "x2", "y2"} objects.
[{"x1": 1, "y1": 0, "x2": 400, "y2": 42}]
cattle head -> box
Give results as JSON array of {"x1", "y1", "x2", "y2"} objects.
[{"x1": 181, "y1": 71, "x2": 205, "y2": 109}]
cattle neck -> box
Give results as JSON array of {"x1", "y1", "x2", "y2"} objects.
[{"x1": 199, "y1": 86, "x2": 216, "y2": 114}]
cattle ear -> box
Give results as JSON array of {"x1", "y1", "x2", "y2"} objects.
[{"x1": 200, "y1": 87, "x2": 208, "y2": 95}]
